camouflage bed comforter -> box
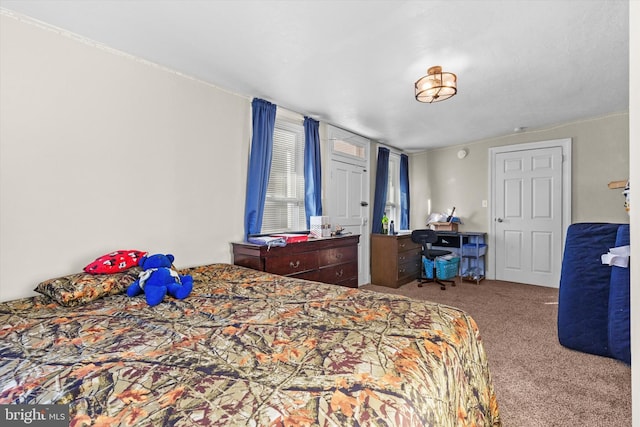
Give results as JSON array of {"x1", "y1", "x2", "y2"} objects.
[{"x1": 0, "y1": 263, "x2": 500, "y2": 426}]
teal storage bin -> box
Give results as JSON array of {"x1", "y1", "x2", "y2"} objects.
[{"x1": 423, "y1": 256, "x2": 460, "y2": 280}]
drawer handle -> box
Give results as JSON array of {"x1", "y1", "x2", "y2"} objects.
[
  {"x1": 399, "y1": 243, "x2": 406, "y2": 248},
  {"x1": 289, "y1": 260, "x2": 300, "y2": 269},
  {"x1": 335, "y1": 269, "x2": 344, "y2": 278},
  {"x1": 335, "y1": 253, "x2": 343, "y2": 259}
]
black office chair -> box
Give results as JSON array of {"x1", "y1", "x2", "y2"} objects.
[{"x1": 411, "y1": 229, "x2": 456, "y2": 290}]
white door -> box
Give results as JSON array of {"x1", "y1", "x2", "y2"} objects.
[
  {"x1": 329, "y1": 160, "x2": 369, "y2": 285},
  {"x1": 494, "y1": 146, "x2": 563, "y2": 286}
]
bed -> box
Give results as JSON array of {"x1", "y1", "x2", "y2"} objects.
[{"x1": 0, "y1": 263, "x2": 500, "y2": 426}]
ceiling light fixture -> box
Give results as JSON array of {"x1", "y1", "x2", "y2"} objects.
[{"x1": 415, "y1": 66, "x2": 457, "y2": 103}]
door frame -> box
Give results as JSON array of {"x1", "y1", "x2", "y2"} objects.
[
  {"x1": 325, "y1": 125, "x2": 371, "y2": 286},
  {"x1": 488, "y1": 138, "x2": 572, "y2": 282}
]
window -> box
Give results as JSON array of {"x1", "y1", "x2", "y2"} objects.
[
  {"x1": 331, "y1": 138, "x2": 366, "y2": 161},
  {"x1": 261, "y1": 119, "x2": 306, "y2": 233},
  {"x1": 386, "y1": 152, "x2": 401, "y2": 225}
]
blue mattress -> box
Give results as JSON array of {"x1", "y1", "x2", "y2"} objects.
[
  {"x1": 557, "y1": 223, "x2": 620, "y2": 357},
  {"x1": 608, "y1": 224, "x2": 631, "y2": 364}
]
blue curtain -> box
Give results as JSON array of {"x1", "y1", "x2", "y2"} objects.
[
  {"x1": 303, "y1": 117, "x2": 322, "y2": 228},
  {"x1": 372, "y1": 147, "x2": 390, "y2": 234},
  {"x1": 243, "y1": 98, "x2": 277, "y2": 240},
  {"x1": 400, "y1": 153, "x2": 410, "y2": 230}
]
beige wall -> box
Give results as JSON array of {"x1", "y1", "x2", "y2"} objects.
[
  {"x1": 0, "y1": 9, "x2": 632, "y2": 300},
  {"x1": 0, "y1": 13, "x2": 251, "y2": 301},
  {"x1": 409, "y1": 113, "x2": 630, "y2": 231}
]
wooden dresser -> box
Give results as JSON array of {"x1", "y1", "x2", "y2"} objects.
[
  {"x1": 371, "y1": 233, "x2": 422, "y2": 288},
  {"x1": 231, "y1": 235, "x2": 359, "y2": 288}
]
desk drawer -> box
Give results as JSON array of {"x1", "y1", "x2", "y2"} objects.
[
  {"x1": 398, "y1": 256, "x2": 421, "y2": 282},
  {"x1": 398, "y1": 247, "x2": 421, "y2": 264}
]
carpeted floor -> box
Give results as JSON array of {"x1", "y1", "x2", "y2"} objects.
[{"x1": 361, "y1": 279, "x2": 631, "y2": 427}]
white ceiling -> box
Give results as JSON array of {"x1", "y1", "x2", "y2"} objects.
[{"x1": 1, "y1": 0, "x2": 629, "y2": 152}]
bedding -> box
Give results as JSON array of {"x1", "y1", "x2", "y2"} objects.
[
  {"x1": 1, "y1": 263, "x2": 500, "y2": 426},
  {"x1": 34, "y1": 267, "x2": 142, "y2": 307}
]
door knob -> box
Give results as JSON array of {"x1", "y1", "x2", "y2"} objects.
[
  {"x1": 360, "y1": 201, "x2": 369, "y2": 206},
  {"x1": 496, "y1": 218, "x2": 504, "y2": 223}
]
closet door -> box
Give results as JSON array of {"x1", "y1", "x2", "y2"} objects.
[{"x1": 494, "y1": 145, "x2": 563, "y2": 287}]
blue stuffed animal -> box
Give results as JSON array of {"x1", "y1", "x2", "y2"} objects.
[{"x1": 126, "y1": 253, "x2": 193, "y2": 306}]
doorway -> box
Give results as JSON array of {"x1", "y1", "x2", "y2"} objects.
[
  {"x1": 325, "y1": 125, "x2": 370, "y2": 286},
  {"x1": 489, "y1": 139, "x2": 571, "y2": 287}
]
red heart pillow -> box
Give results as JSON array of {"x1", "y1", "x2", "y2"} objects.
[{"x1": 84, "y1": 250, "x2": 147, "y2": 274}]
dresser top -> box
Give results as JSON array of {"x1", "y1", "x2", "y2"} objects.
[{"x1": 236, "y1": 233, "x2": 359, "y2": 246}]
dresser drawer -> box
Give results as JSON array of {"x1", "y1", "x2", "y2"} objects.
[
  {"x1": 317, "y1": 245, "x2": 357, "y2": 267},
  {"x1": 318, "y1": 262, "x2": 357, "y2": 284},
  {"x1": 335, "y1": 276, "x2": 358, "y2": 288},
  {"x1": 265, "y1": 252, "x2": 318, "y2": 276},
  {"x1": 290, "y1": 269, "x2": 321, "y2": 282}
]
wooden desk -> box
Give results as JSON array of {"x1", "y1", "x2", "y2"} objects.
[
  {"x1": 370, "y1": 231, "x2": 487, "y2": 287},
  {"x1": 433, "y1": 231, "x2": 487, "y2": 283},
  {"x1": 370, "y1": 233, "x2": 422, "y2": 288},
  {"x1": 231, "y1": 234, "x2": 359, "y2": 288}
]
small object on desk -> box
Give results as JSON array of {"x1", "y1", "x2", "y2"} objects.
[
  {"x1": 247, "y1": 235, "x2": 287, "y2": 248},
  {"x1": 332, "y1": 225, "x2": 352, "y2": 236},
  {"x1": 381, "y1": 212, "x2": 389, "y2": 234},
  {"x1": 271, "y1": 233, "x2": 309, "y2": 244},
  {"x1": 432, "y1": 222, "x2": 458, "y2": 231},
  {"x1": 446, "y1": 207, "x2": 456, "y2": 222},
  {"x1": 427, "y1": 211, "x2": 462, "y2": 232},
  {"x1": 310, "y1": 216, "x2": 331, "y2": 238},
  {"x1": 426, "y1": 212, "x2": 448, "y2": 224}
]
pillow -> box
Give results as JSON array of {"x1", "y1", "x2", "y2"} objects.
[
  {"x1": 35, "y1": 267, "x2": 141, "y2": 307},
  {"x1": 83, "y1": 250, "x2": 147, "y2": 274}
]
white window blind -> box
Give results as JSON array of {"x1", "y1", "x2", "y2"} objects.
[
  {"x1": 386, "y1": 152, "x2": 400, "y2": 224},
  {"x1": 261, "y1": 120, "x2": 306, "y2": 233}
]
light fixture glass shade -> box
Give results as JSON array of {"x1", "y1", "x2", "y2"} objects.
[{"x1": 415, "y1": 66, "x2": 457, "y2": 103}]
